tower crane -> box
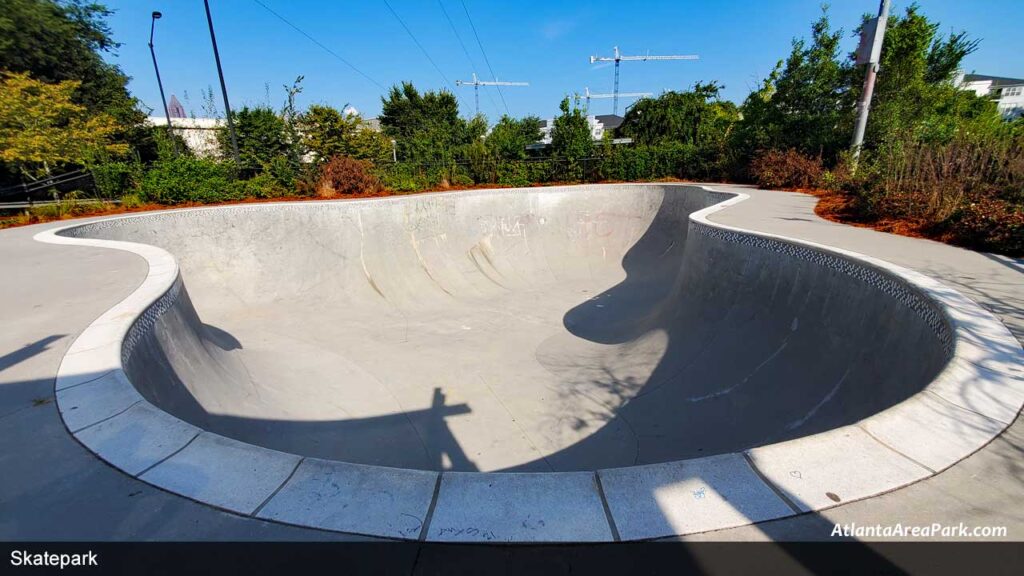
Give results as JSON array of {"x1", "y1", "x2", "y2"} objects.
[
  {"x1": 455, "y1": 73, "x2": 528, "y2": 116},
  {"x1": 575, "y1": 87, "x2": 653, "y2": 114},
  {"x1": 589, "y1": 46, "x2": 698, "y2": 114}
]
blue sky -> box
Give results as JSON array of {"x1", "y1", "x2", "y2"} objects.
[{"x1": 101, "y1": 0, "x2": 1023, "y2": 121}]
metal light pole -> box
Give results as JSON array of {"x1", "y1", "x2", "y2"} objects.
[
  {"x1": 851, "y1": 0, "x2": 891, "y2": 166},
  {"x1": 148, "y1": 11, "x2": 178, "y2": 157},
  {"x1": 204, "y1": 0, "x2": 240, "y2": 165}
]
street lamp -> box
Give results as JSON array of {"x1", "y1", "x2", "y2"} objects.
[
  {"x1": 148, "y1": 11, "x2": 178, "y2": 156},
  {"x1": 204, "y1": 0, "x2": 241, "y2": 166}
]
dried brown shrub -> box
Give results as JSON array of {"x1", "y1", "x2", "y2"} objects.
[
  {"x1": 315, "y1": 156, "x2": 380, "y2": 198},
  {"x1": 749, "y1": 149, "x2": 824, "y2": 190}
]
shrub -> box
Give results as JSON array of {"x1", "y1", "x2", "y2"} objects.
[
  {"x1": 599, "y1": 143, "x2": 704, "y2": 181},
  {"x1": 89, "y1": 160, "x2": 141, "y2": 198},
  {"x1": 939, "y1": 197, "x2": 1023, "y2": 256},
  {"x1": 375, "y1": 162, "x2": 422, "y2": 192},
  {"x1": 450, "y1": 172, "x2": 474, "y2": 187},
  {"x1": 139, "y1": 157, "x2": 238, "y2": 204},
  {"x1": 749, "y1": 149, "x2": 824, "y2": 189},
  {"x1": 228, "y1": 173, "x2": 288, "y2": 199},
  {"x1": 120, "y1": 193, "x2": 145, "y2": 209},
  {"x1": 495, "y1": 161, "x2": 532, "y2": 187},
  {"x1": 219, "y1": 106, "x2": 291, "y2": 172},
  {"x1": 315, "y1": 156, "x2": 379, "y2": 197},
  {"x1": 27, "y1": 191, "x2": 112, "y2": 219},
  {"x1": 263, "y1": 154, "x2": 299, "y2": 190}
]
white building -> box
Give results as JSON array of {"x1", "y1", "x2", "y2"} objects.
[
  {"x1": 956, "y1": 73, "x2": 1024, "y2": 119},
  {"x1": 147, "y1": 116, "x2": 224, "y2": 157},
  {"x1": 531, "y1": 114, "x2": 627, "y2": 149}
]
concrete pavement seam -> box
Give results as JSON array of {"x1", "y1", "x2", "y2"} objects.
[
  {"x1": 132, "y1": 430, "x2": 200, "y2": 478},
  {"x1": 741, "y1": 452, "x2": 802, "y2": 515},
  {"x1": 593, "y1": 471, "x2": 622, "y2": 542},
  {"x1": 69, "y1": 399, "x2": 142, "y2": 434},
  {"x1": 417, "y1": 472, "x2": 444, "y2": 541},
  {"x1": 923, "y1": 388, "x2": 1016, "y2": 427},
  {"x1": 251, "y1": 457, "x2": 305, "y2": 518},
  {"x1": 855, "y1": 423, "x2": 938, "y2": 474}
]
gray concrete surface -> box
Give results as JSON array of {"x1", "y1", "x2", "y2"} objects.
[
  {"x1": 0, "y1": 182, "x2": 1019, "y2": 537},
  {"x1": 52, "y1": 185, "x2": 954, "y2": 474},
  {"x1": 0, "y1": 221, "x2": 378, "y2": 541},
  {"x1": 676, "y1": 185, "x2": 1024, "y2": 542}
]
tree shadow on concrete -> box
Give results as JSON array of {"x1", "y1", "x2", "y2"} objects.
[{"x1": 533, "y1": 189, "x2": 947, "y2": 470}]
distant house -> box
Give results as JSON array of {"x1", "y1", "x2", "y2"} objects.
[
  {"x1": 957, "y1": 73, "x2": 1024, "y2": 119},
  {"x1": 532, "y1": 114, "x2": 627, "y2": 149}
]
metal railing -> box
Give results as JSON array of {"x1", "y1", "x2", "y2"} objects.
[{"x1": 0, "y1": 168, "x2": 96, "y2": 199}]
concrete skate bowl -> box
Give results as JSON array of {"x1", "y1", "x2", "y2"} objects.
[{"x1": 38, "y1": 184, "x2": 1024, "y2": 542}]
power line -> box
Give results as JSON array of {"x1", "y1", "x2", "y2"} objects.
[
  {"x1": 437, "y1": 0, "x2": 499, "y2": 117},
  {"x1": 437, "y1": 0, "x2": 478, "y2": 74},
  {"x1": 382, "y1": 0, "x2": 455, "y2": 92},
  {"x1": 252, "y1": 0, "x2": 384, "y2": 90},
  {"x1": 459, "y1": 0, "x2": 509, "y2": 115}
]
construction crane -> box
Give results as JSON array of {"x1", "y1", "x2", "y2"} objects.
[
  {"x1": 455, "y1": 73, "x2": 528, "y2": 116},
  {"x1": 575, "y1": 87, "x2": 652, "y2": 114},
  {"x1": 589, "y1": 46, "x2": 698, "y2": 114}
]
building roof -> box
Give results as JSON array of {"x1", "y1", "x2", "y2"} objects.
[
  {"x1": 594, "y1": 114, "x2": 625, "y2": 131},
  {"x1": 963, "y1": 74, "x2": 1024, "y2": 88}
]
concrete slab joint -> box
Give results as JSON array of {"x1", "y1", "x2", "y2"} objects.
[{"x1": 32, "y1": 184, "x2": 1024, "y2": 542}]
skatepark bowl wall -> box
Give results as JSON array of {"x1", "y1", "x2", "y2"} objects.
[{"x1": 37, "y1": 183, "x2": 1024, "y2": 542}]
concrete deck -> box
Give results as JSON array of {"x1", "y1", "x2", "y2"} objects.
[{"x1": 2, "y1": 184, "x2": 1021, "y2": 541}]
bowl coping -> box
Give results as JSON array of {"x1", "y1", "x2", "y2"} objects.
[{"x1": 33, "y1": 183, "x2": 1024, "y2": 543}]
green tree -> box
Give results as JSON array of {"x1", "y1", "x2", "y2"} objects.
[
  {"x1": 0, "y1": 1, "x2": 142, "y2": 124},
  {"x1": 219, "y1": 106, "x2": 289, "y2": 171},
  {"x1": 0, "y1": 71, "x2": 126, "y2": 178},
  {"x1": 379, "y1": 82, "x2": 481, "y2": 163},
  {"x1": 347, "y1": 124, "x2": 393, "y2": 162},
  {"x1": 298, "y1": 104, "x2": 392, "y2": 163},
  {"x1": 734, "y1": 7, "x2": 850, "y2": 163},
  {"x1": 485, "y1": 115, "x2": 543, "y2": 160},
  {"x1": 550, "y1": 97, "x2": 593, "y2": 179},
  {"x1": 619, "y1": 83, "x2": 739, "y2": 148},
  {"x1": 729, "y1": 62, "x2": 782, "y2": 160},
  {"x1": 858, "y1": 4, "x2": 995, "y2": 146}
]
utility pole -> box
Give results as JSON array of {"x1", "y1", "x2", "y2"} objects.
[
  {"x1": 148, "y1": 11, "x2": 177, "y2": 156},
  {"x1": 204, "y1": 0, "x2": 240, "y2": 165},
  {"x1": 576, "y1": 87, "x2": 652, "y2": 115},
  {"x1": 851, "y1": 0, "x2": 891, "y2": 166},
  {"x1": 589, "y1": 46, "x2": 697, "y2": 115},
  {"x1": 455, "y1": 73, "x2": 529, "y2": 116}
]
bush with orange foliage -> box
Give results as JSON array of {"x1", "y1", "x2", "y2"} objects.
[
  {"x1": 314, "y1": 156, "x2": 380, "y2": 198},
  {"x1": 749, "y1": 149, "x2": 824, "y2": 190}
]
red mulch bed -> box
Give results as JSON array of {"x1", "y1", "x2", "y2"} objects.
[{"x1": 1, "y1": 178, "x2": 699, "y2": 230}]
